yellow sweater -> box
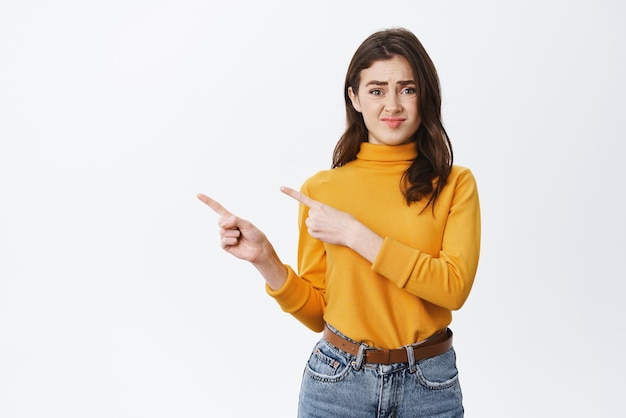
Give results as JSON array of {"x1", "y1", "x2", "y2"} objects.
[{"x1": 267, "y1": 141, "x2": 481, "y2": 348}]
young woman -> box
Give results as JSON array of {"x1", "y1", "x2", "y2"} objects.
[{"x1": 198, "y1": 27, "x2": 480, "y2": 418}]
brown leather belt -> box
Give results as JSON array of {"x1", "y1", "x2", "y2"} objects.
[{"x1": 323, "y1": 325, "x2": 453, "y2": 365}]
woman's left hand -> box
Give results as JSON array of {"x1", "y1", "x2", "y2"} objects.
[{"x1": 280, "y1": 186, "x2": 383, "y2": 262}]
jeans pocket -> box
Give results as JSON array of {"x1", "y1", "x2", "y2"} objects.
[
  {"x1": 414, "y1": 347, "x2": 460, "y2": 390},
  {"x1": 304, "y1": 340, "x2": 352, "y2": 383}
]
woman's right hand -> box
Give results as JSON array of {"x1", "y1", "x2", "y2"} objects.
[
  {"x1": 197, "y1": 193, "x2": 268, "y2": 262},
  {"x1": 197, "y1": 193, "x2": 287, "y2": 289}
]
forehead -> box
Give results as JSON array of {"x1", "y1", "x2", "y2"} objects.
[{"x1": 360, "y1": 56, "x2": 414, "y2": 83}]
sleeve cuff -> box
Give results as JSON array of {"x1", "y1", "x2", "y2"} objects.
[
  {"x1": 371, "y1": 237, "x2": 420, "y2": 289},
  {"x1": 265, "y1": 264, "x2": 309, "y2": 313}
]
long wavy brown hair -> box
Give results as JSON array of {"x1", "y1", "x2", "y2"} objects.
[{"x1": 332, "y1": 28, "x2": 453, "y2": 210}]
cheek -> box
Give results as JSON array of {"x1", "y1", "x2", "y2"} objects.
[
  {"x1": 408, "y1": 103, "x2": 421, "y2": 123},
  {"x1": 360, "y1": 109, "x2": 379, "y2": 130},
  {"x1": 411, "y1": 116, "x2": 422, "y2": 131},
  {"x1": 361, "y1": 102, "x2": 381, "y2": 117}
]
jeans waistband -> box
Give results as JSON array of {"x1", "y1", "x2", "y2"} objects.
[{"x1": 322, "y1": 325, "x2": 453, "y2": 365}]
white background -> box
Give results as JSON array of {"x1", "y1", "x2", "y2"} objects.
[{"x1": 1, "y1": 1, "x2": 625, "y2": 417}]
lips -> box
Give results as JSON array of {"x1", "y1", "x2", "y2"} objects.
[{"x1": 381, "y1": 117, "x2": 406, "y2": 128}]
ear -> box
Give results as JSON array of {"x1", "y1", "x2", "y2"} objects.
[{"x1": 348, "y1": 86, "x2": 362, "y2": 113}]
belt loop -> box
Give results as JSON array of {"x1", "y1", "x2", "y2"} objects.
[
  {"x1": 405, "y1": 344, "x2": 416, "y2": 373},
  {"x1": 352, "y1": 344, "x2": 367, "y2": 371}
]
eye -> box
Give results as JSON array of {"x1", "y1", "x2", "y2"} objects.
[
  {"x1": 401, "y1": 87, "x2": 417, "y2": 95},
  {"x1": 369, "y1": 88, "x2": 384, "y2": 96}
]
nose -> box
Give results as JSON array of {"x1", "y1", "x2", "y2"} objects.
[{"x1": 384, "y1": 92, "x2": 402, "y2": 113}]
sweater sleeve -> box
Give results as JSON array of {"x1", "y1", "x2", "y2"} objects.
[
  {"x1": 371, "y1": 168, "x2": 481, "y2": 310},
  {"x1": 265, "y1": 183, "x2": 327, "y2": 332}
]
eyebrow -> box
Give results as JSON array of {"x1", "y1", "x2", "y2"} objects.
[{"x1": 364, "y1": 80, "x2": 416, "y2": 87}]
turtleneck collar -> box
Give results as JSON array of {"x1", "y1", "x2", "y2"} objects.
[{"x1": 356, "y1": 141, "x2": 417, "y2": 162}]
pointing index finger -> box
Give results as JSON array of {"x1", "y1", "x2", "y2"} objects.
[
  {"x1": 197, "y1": 193, "x2": 232, "y2": 217},
  {"x1": 280, "y1": 186, "x2": 319, "y2": 208}
]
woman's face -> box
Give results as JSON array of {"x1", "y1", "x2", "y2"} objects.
[{"x1": 348, "y1": 56, "x2": 421, "y2": 146}]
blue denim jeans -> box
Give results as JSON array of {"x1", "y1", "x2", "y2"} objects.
[{"x1": 298, "y1": 326, "x2": 464, "y2": 417}]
